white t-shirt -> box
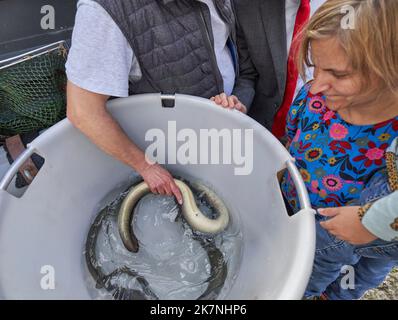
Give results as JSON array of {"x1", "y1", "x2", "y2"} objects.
[
  {"x1": 66, "y1": 0, "x2": 235, "y2": 97},
  {"x1": 200, "y1": 0, "x2": 235, "y2": 96}
]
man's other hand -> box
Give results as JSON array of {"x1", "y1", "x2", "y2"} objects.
[{"x1": 210, "y1": 93, "x2": 247, "y2": 113}]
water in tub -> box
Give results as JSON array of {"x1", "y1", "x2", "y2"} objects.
[{"x1": 84, "y1": 175, "x2": 243, "y2": 300}]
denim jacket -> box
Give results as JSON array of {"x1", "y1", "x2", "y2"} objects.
[{"x1": 361, "y1": 138, "x2": 398, "y2": 241}]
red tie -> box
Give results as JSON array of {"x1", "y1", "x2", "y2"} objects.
[{"x1": 272, "y1": 0, "x2": 311, "y2": 139}]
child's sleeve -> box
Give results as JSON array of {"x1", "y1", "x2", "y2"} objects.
[
  {"x1": 362, "y1": 191, "x2": 398, "y2": 242},
  {"x1": 285, "y1": 84, "x2": 309, "y2": 144}
]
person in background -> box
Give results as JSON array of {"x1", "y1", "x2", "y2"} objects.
[{"x1": 212, "y1": 0, "x2": 326, "y2": 139}]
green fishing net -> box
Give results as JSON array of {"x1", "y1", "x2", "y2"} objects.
[{"x1": 0, "y1": 44, "x2": 68, "y2": 138}]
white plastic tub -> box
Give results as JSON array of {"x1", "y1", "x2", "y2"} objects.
[{"x1": 0, "y1": 94, "x2": 315, "y2": 299}]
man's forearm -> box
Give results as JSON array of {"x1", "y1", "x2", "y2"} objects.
[
  {"x1": 66, "y1": 82, "x2": 149, "y2": 173},
  {"x1": 76, "y1": 108, "x2": 148, "y2": 171}
]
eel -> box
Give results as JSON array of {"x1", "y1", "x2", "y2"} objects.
[
  {"x1": 118, "y1": 179, "x2": 230, "y2": 252},
  {"x1": 85, "y1": 180, "x2": 228, "y2": 300}
]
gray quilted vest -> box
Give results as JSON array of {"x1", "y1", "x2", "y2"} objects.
[{"x1": 93, "y1": 0, "x2": 236, "y2": 98}]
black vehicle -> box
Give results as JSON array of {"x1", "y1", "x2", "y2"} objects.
[{"x1": 0, "y1": 0, "x2": 76, "y2": 59}]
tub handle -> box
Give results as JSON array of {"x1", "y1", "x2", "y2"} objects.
[
  {"x1": 285, "y1": 159, "x2": 312, "y2": 211},
  {"x1": 161, "y1": 94, "x2": 175, "y2": 108},
  {"x1": 0, "y1": 146, "x2": 37, "y2": 191}
]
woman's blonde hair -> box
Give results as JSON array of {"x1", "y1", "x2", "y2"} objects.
[{"x1": 297, "y1": 0, "x2": 398, "y2": 96}]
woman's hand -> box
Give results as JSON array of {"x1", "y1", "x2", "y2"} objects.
[
  {"x1": 318, "y1": 206, "x2": 377, "y2": 245},
  {"x1": 210, "y1": 93, "x2": 247, "y2": 113}
]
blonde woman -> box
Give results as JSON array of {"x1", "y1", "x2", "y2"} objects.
[{"x1": 279, "y1": 0, "x2": 398, "y2": 299}]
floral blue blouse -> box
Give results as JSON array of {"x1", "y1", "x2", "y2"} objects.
[{"x1": 281, "y1": 83, "x2": 398, "y2": 212}]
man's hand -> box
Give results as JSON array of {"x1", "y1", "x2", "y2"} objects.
[
  {"x1": 210, "y1": 93, "x2": 247, "y2": 113},
  {"x1": 138, "y1": 162, "x2": 183, "y2": 204},
  {"x1": 318, "y1": 207, "x2": 377, "y2": 245}
]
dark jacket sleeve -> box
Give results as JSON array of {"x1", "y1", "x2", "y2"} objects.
[{"x1": 231, "y1": 15, "x2": 258, "y2": 111}]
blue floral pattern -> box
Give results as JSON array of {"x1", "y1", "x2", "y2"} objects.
[{"x1": 281, "y1": 83, "x2": 398, "y2": 212}]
